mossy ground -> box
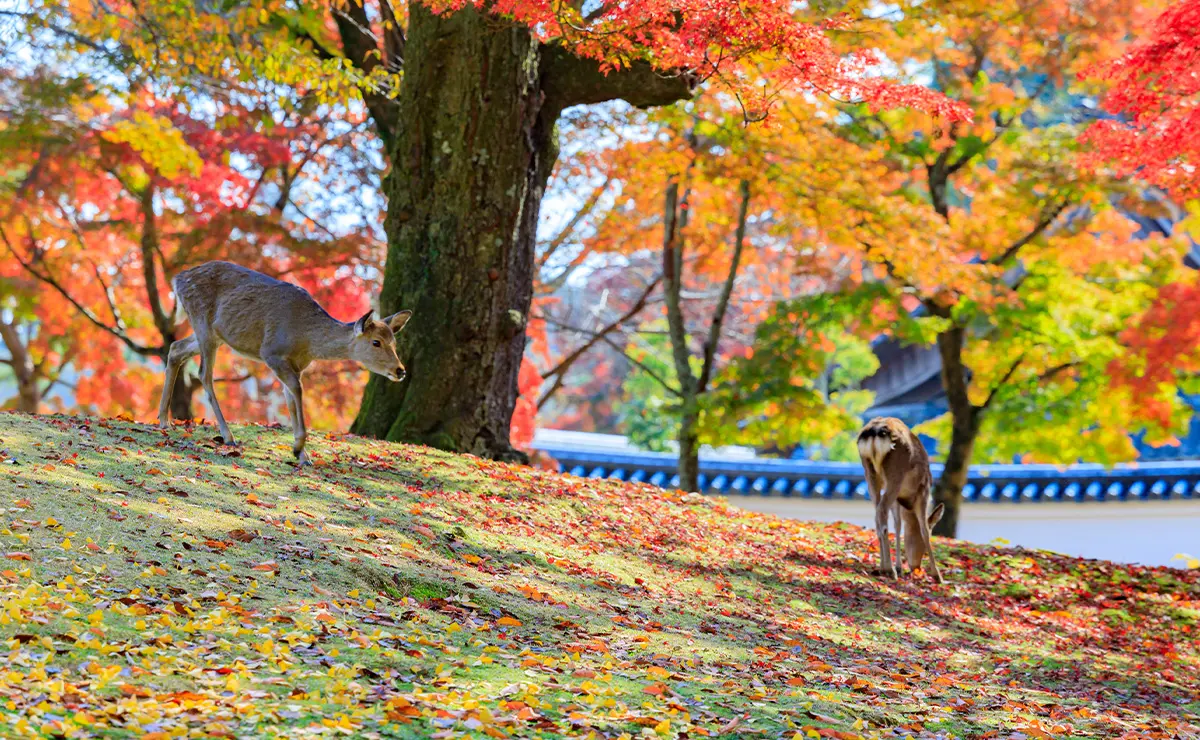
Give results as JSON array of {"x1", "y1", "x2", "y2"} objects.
[{"x1": 0, "y1": 412, "x2": 1196, "y2": 739}]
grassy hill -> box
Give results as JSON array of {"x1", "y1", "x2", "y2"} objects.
[{"x1": 0, "y1": 413, "x2": 1197, "y2": 739}]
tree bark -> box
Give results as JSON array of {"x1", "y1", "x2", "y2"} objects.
[
  {"x1": 0, "y1": 320, "x2": 39, "y2": 413},
  {"x1": 931, "y1": 326, "x2": 979, "y2": 538},
  {"x1": 678, "y1": 407, "x2": 700, "y2": 492},
  {"x1": 169, "y1": 372, "x2": 195, "y2": 421},
  {"x1": 351, "y1": 5, "x2": 693, "y2": 459}
]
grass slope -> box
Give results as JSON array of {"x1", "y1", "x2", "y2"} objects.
[{"x1": 0, "y1": 413, "x2": 1197, "y2": 739}]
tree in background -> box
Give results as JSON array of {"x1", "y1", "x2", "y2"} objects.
[
  {"x1": 805, "y1": 0, "x2": 1190, "y2": 536},
  {"x1": 19, "y1": 0, "x2": 966, "y2": 459},
  {"x1": 0, "y1": 38, "x2": 381, "y2": 427},
  {"x1": 560, "y1": 88, "x2": 881, "y2": 489},
  {"x1": 1083, "y1": 0, "x2": 1200, "y2": 426}
]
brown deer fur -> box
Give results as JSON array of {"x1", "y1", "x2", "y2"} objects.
[
  {"x1": 857, "y1": 417, "x2": 944, "y2": 582},
  {"x1": 158, "y1": 261, "x2": 412, "y2": 465}
]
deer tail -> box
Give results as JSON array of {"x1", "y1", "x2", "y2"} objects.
[{"x1": 857, "y1": 418, "x2": 897, "y2": 468}]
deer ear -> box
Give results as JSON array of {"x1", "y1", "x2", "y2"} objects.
[
  {"x1": 384, "y1": 310, "x2": 412, "y2": 333},
  {"x1": 354, "y1": 310, "x2": 374, "y2": 335}
]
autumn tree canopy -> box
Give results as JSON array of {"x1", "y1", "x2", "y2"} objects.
[
  {"x1": 0, "y1": 26, "x2": 383, "y2": 429},
  {"x1": 5, "y1": 0, "x2": 970, "y2": 459}
]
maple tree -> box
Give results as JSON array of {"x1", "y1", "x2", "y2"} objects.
[
  {"x1": 0, "y1": 34, "x2": 381, "y2": 427},
  {"x1": 12, "y1": 0, "x2": 969, "y2": 459},
  {"x1": 1081, "y1": 0, "x2": 1200, "y2": 427},
  {"x1": 762, "y1": 0, "x2": 1192, "y2": 538}
]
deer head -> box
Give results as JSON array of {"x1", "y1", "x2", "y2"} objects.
[{"x1": 350, "y1": 309, "x2": 412, "y2": 382}]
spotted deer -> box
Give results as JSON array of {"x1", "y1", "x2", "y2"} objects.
[
  {"x1": 857, "y1": 417, "x2": 945, "y2": 582},
  {"x1": 158, "y1": 261, "x2": 412, "y2": 465}
]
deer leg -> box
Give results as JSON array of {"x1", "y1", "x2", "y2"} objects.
[
  {"x1": 158, "y1": 336, "x2": 198, "y2": 427},
  {"x1": 266, "y1": 358, "x2": 309, "y2": 466},
  {"x1": 198, "y1": 344, "x2": 235, "y2": 446},
  {"x1": 892, "y1": 502, "x2": 905, "y2": 575},
  {"x1": 918, "y1": 507, "x2": 944, "y2": 584},
  {"x1": 874, "y1": 492, "x2": 896, "y2": 579}
]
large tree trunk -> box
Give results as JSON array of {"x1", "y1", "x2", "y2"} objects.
[
  {"x1": 352, "y1": 6, "x2": 693, "y2": 459},
  {"x1": 931, "y1": 326, "x2": 980, "y2": 538},
  {"x1": 351, "y1": 6, "x2": 552, "y2": 461}
]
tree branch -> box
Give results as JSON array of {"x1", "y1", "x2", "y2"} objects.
[
  {"x1": 538, "y1": 175, "x2": 612, "y2": 269},
  {"x1": 0, "y1": 226, "x2": 160, "y2": 358},
  {"x1": 697, "y1": 179, "x2": 750, "y2": 394},
  {"x1": 540, "y1": 44, "x2": 696, "y2": 117},
  {"x1": 662, "y1": 175, "x2": 697, "y2": 398},
  {"x1": 598, "y1": 333, "x2": 680, "y2": 396},
  {"x1": 139, "y1": 185, "x2": 174, "y2": 341},
  {"x1": 536, "y1": 274, "x2": 662, "y2": 410},
  {"x1": 980, "y1": 353, "x2": 1025, "y2": 411},
  {"x1": 331, "y1": 0, "x2": 399, "y2": 149},
  {"x1": 989, "y1": 200, "x2": 1071, "y2": 267}
]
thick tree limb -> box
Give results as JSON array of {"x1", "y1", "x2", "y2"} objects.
[
  {"x1": 540, "y1": 44, "x2": 696, "y2": 116},
  {"x1": 139, "y1": 186, "x2": 174, "y2": 341},
  {"x1": 330, "y1": 0, "x2": 399, "y2": 150},
  {"x1": 662, "y1": 177, "x2": 697, "y2": 399},
  {"x1": 697, "y1": 179, "x2": 750, "y2": 394}
]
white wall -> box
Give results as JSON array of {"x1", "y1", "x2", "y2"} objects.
[{"x1": 724, "y1": 496, "x2": 1200, "y2": 568}]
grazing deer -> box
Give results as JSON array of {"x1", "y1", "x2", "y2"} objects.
[
  {"x1": 157, "y1": 261, "x2": 412, "y2": 465},
  {"x1": 857, "y1": 417, "x2": 945, "y2": 582}
]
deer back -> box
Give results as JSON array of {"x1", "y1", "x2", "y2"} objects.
[{"x1": 172, "y1": 261, "x2": 340, "y2": 363}]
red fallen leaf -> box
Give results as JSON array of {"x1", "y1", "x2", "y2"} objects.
[
  {"x1": 413, "y1": 524, "x2": 435, "y2": 539},
  {"x1": 642, "y1": 682, "x2": 668, "y2": 696},
  {"x1": 572, "y1": 668, "x2": 596, "y2": 678},
  {"x1": 14, "y1": 499, "x2": 32, "y2": 509},
  {"x1": 0, "y1": 570, "x2": 18, "y2": 580},
  {"x1": 228, "y1": 529, "x2": 257, "y2": 543},
  {"x1": 252, "y1": 561, "x2": 279, "y2": 572},
  {"x1": 5, "y1": 552, "x2": 32, "y2": 561},
  {"x1": 205, "y1": 540, "x2": 230, "y2": 550},
  {"x1": 145, "y1": 468, "x2": 163, "y2": 475}
]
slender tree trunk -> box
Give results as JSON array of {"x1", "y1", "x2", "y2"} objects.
[
  {"x1": 931, "y1": 326, "x2": 980, "y2": 538},
  {"x1": 0, "y1": 320, "x2": 39, "y2": 413},
  {"x1": 169, "y1": 372, "x2": 195, "y2": 421},
  {"x1": 678, "y1": 406, "x2": 700, "y2": 492},
  {"x1": 349, "y1": 7, "x2": 693, "y2": 459}
]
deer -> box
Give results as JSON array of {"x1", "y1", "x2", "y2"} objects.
[
  {"x1": 157, "y1": 261, "x2": 412, "y2": 466},
  {"x1": 857, "y1": 417, "x2": 945, "y2": 583}
]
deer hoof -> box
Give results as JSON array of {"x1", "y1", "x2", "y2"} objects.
[{"x1": 293, "y1": 450, "x2": 311, "y2": 467}]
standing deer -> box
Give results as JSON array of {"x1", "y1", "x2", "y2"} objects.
[
  {"x1": 857, "y1": 417, "x2": 945, "y2": 582},
  {"x1": 158, "y1": 261, "x2": 412, "y2": 465}
]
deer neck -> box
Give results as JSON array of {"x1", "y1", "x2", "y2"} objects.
[{"x1": 306, "y1": 317, "x2": 358, "y2": 362}]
